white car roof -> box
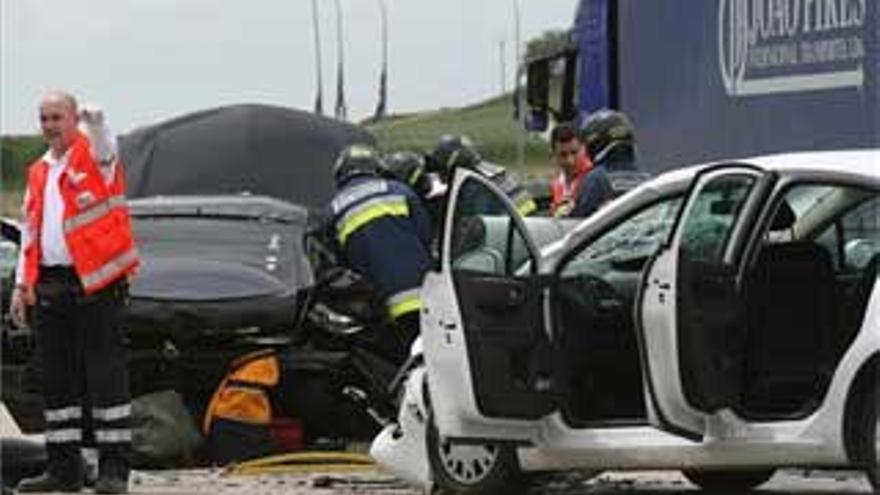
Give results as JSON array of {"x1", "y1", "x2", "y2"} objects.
[
  {"x1": 545, "y1": 149, "x2": 879, "y2": 263},
  {"x1": 644, "y1": 149, "x2": 880, "y2": 190},
  {"x1": 744, "y1": 149, "x2": 880, "y2": 178}
]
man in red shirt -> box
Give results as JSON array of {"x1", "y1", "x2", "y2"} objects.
[{"x1": 549, "y1": 123, "x2": 593, "y2": 217}]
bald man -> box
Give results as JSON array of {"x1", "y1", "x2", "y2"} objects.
[{"x1": 12, "y1": 92, "x2": 139, "y2": 494}]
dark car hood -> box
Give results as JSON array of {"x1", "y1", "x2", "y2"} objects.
[{"x1": 120, "y1": 104, "x2": 374, "y2": 211}]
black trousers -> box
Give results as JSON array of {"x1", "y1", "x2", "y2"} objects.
[{"x1": 34, "y1": 267, "x2": 131, "y2": 479}]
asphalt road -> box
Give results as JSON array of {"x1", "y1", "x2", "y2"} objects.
[{"x1": 119, "y1": 468, "x2": 874, "y2": 494}]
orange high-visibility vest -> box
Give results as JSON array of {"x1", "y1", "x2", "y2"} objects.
[
  {"x1": 22, "y1": 131, "x2": 139, "y2": 293},
  {"x1": 550, "y1": 150, "x2": 593, "y2": 217}
]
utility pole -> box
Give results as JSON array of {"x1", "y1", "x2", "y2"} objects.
[
  {"x1": 334, "y1": 0, "x2": 348, "y2": 121},
  {"x1": 499, "y1": 39, "x2": 507, "y2": 94},
  {"x1": 373, "y1": 0, "x2": 389, "y2": 120},
  {"x1": 311, "y1": 0, "x2": 324, "y2": 115},
  {"x1": 512, "y1": 0, "x2": 526, "y2": 172}
]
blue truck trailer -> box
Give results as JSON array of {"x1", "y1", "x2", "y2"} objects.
[{"x1": 525, "y1": 0, "x2": 878, "y2": 173}]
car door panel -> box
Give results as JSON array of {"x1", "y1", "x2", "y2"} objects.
[
  {"x1": 452, "y1": 271, "x2": 554, "y2": 419},
  {"x1": 422, "y1": 169, "x2": 554, "y2": 441},
  {"x1": 637, "y1": 165, "x2": 774, "y2": 439}
]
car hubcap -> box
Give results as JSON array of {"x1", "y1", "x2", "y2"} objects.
[{"x1": 438, "y1": 438, "x2": 499, "y2": 485}]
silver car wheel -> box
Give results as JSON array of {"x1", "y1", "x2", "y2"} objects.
[{"x1": 437, "y1": 437, "x2": 500, "y2": 485}]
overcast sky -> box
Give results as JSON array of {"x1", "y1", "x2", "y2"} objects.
[{"x1": 1, "y1": 0, "x2": 577, "y2": 135}]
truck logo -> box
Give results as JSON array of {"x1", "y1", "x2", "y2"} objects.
[{"x1": 718, "y1": 0, "x2": 867, "y2": 96}]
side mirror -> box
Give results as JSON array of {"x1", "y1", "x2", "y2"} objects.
[{"x1": 527, "y1": 59, "x2": 551, "y2": 109}]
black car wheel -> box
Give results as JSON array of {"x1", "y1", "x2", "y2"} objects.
[
  {"x1": 681, "y1": 469, "x2": 775, "y2": 492},
  {"x1": 849, "y1": 367, "x2": 879, "y2": 493},
  {"x1": 426, "y1": 419, "x2": 521, "y2": 495}
]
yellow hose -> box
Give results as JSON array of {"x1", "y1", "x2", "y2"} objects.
[{"x1": 224, "y1": 451, "x2": 376, "y2": 476}]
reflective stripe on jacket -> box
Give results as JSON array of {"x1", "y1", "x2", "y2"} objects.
[
  {"x1": 22, "y1": 131, "x2": 139, "y2": 293},
  {"x1": 475, "y1": 162, "x2": 537, "y2": 216},
  {"x1": 329, "y1": 176, "x2": 431, "y2": 320}
]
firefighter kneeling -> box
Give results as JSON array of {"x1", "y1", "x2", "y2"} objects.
[{"x1": 325, "y1": 145, "x2": 432, "y2": 364}]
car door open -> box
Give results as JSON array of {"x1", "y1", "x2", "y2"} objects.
[
  {"x1": 421, "y1": 169, "x2": 554, "y2": 442},
  {"x1": 637, "y1": 164, "x2": 775, "y2": 440}
]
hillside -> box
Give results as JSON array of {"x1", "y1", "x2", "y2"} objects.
[{"x1": 367, "y1": 94, "x2": 552, "y2": 175}]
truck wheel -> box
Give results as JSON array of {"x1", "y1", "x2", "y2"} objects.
[
  {"x1": 426, "y1": 420, "x2": 521, "y2": 495},
  {"x1": 681, "y1": 469, "x2": 775, "y2": 491}
]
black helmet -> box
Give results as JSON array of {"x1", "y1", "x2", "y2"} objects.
[
  {"x1": 333, "y1": 144, "x2": 383, "y2": 185},
  {"x1": 579, "y1": 109, "x2": 635, "y2": 163},
  {"x1": 382, "y1": 150, "x2": 431, "y2": 196},
  {"x1": 426, "y1": 134, "x2": 482, "y2": 180}
]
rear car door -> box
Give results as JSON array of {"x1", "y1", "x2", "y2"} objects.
[
  {"x1": 637, "y1": 165, "x2": 775, "y2": 439},
  {"x1": 422, "y1": 169, "x2": 555, "y2": 441}
]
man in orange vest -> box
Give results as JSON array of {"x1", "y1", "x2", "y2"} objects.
[
  {"x1": 10, "y1": 91, "x2": 139, "y2": 494},
  {"x1": 549, "y1": 122, "x2": 593, "y2": 217}
]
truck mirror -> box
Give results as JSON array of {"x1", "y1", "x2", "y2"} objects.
[{"x1": 527, "y1": 60, "x2": 550, "y2": 109}]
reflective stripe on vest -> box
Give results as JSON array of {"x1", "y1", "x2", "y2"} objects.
[
  {"x1": 45, "y1": 406, "x2": 83, "y2": 423},
  {"x1": 387, "y1": 287, "x2": 421, "y2": 320},
  {"x1": 95, "y1": 429, "x2": 132, "y2": 443},
  {"x1": 62, "y1": 195, "x2": 127, "y2": 233},
  {"x1": 80, "y1": 247, "x2": 139, "y2": 291},
  {"x1": 336, "y1": 195, "x2": 409, "y2": 246},
  {"x1": 514, "y1": 194, "x2": 537, "y2": 216},
  {"x1": 46, "y1": 428, "x2": 82, "y2": 444},
  {"x1": 92, "y1": 403, "x2": 131, "y2": 422}
]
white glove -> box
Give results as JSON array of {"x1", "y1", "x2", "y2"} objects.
[
  {"x1": 79, "y1": 105, "x2": 106, "y2": 126},
  {"x1": 78, "y1": 104, "x2": 117, "y2": 163}
]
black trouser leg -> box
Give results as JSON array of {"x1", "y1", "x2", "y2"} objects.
[
  {"x1": 77, "y1": 282, "x2": 131, "y2": 483},
  {"x1": 32, "y1": 276, "x2": 85, "y2": 484},
  {"x1": 384, "y1": 311, "x2": 420, "y2": 365}
]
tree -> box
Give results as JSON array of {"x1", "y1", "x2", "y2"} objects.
[{"x1": 525, "y1": 29, "x2": 573, "y2": 61}]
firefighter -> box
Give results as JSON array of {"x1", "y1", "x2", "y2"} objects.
[
  {"x1": 11, "y1": 92, "x2": 138, "y2": 494},
  {"x1": 425, "y1": 134, "x2": 537, "y2": 217},
  {"x1": 576, "y1": 109, "x2": 646, "y2": 216},
  {"x1": 380, "y1": 150, "x2": 446, "y2": 243},
  {"x1": 327, "y1": 144, "x2": 431, "y2": 364}
]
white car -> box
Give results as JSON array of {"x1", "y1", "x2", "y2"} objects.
[{"x1": 371, "y1": 150, "x2": 880, "y2": 493}]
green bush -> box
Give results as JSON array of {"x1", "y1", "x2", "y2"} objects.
[{"x1": 2, "y1": 135, "x2": 45, "y2": 216}]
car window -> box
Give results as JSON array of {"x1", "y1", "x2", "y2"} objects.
[
  {"x1": 815, "y1": 192, "x2": 880, "y2": 271},
  {"x1": 450, "y1": 178, "x2": 535, "y2": 275},
  {"x1": 679, "y1": 174, "x2": 756, "y2": 264},
  {"x1": 561, "y1": 196, "x2": 683, "y2": 278}
]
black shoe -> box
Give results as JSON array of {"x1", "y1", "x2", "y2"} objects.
[
  {"x1": 15, "y1": 471, "x2": 83, "y2": 493},
  {"x1": 94, "y1": 476, "x2": 128, "y2": 494}
]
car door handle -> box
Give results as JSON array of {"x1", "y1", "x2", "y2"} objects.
[
  {"x1": 439, "y1": 319, "x2": 457, "y2": 330},
  {"x1": 653, "y1": 279, "x2": 671, "y2": 290}
]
